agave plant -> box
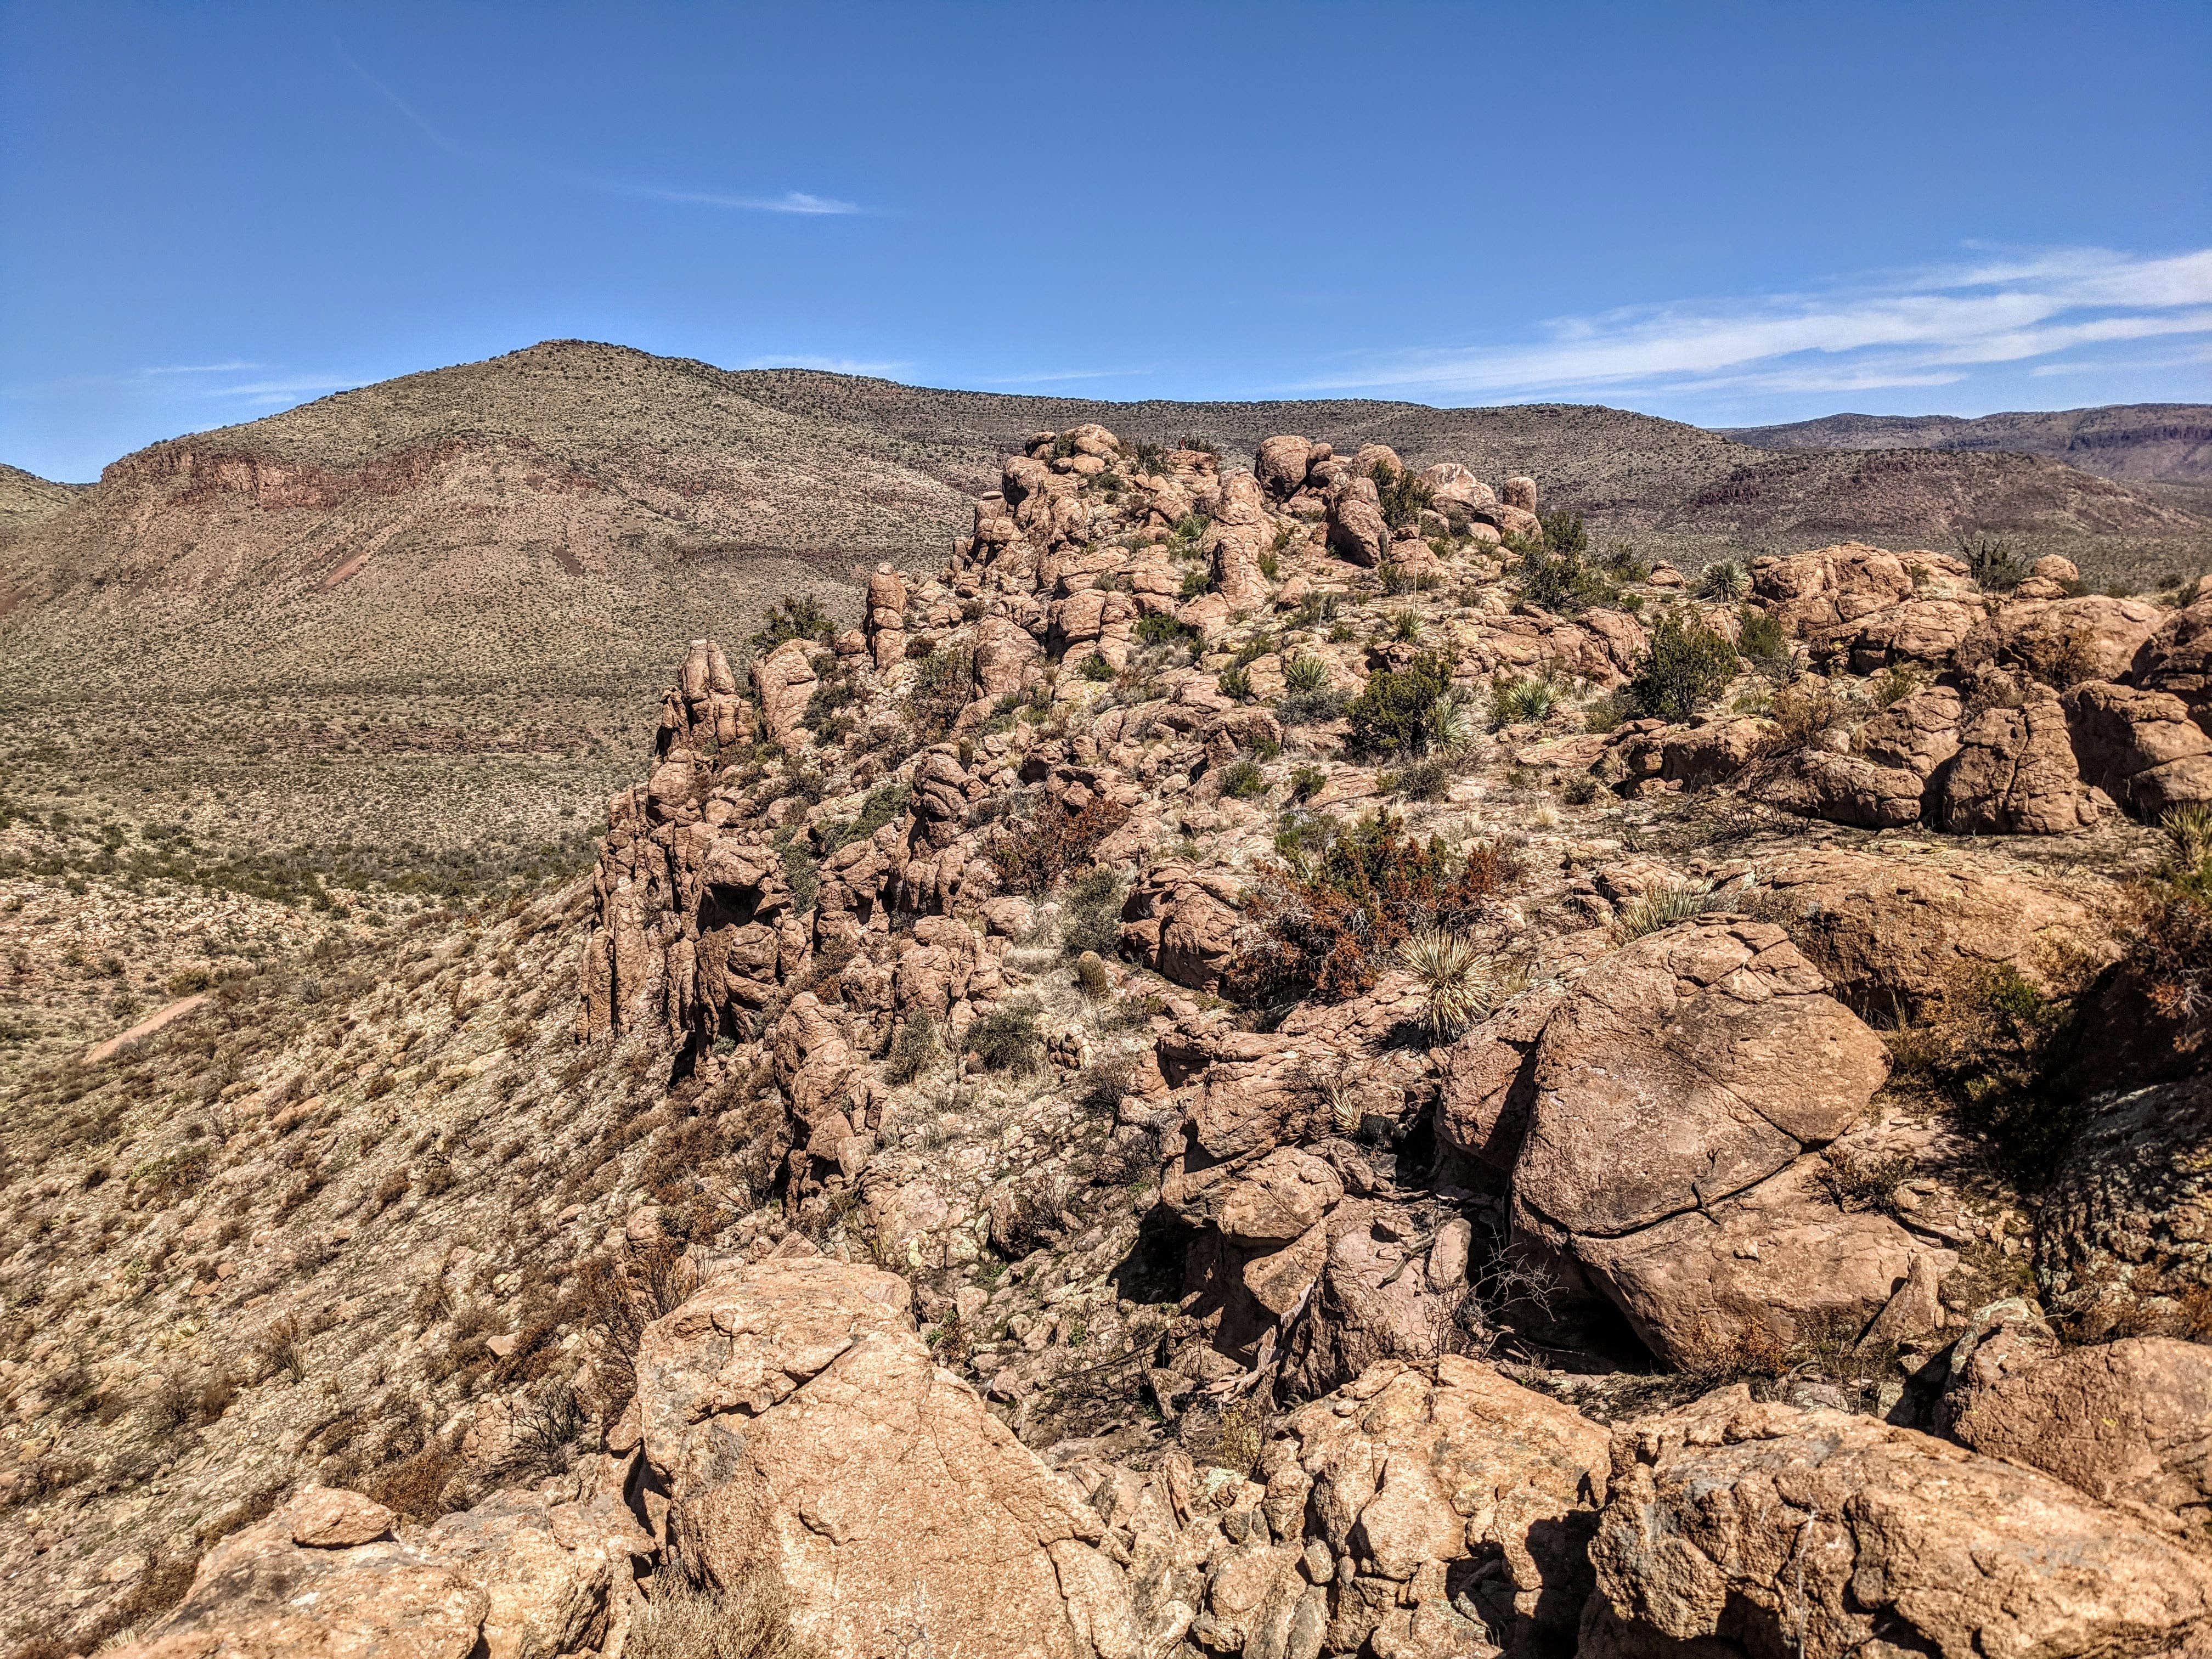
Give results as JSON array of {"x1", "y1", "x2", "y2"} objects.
[
  {"x1": 1427, "y1": 687, "x2": 1482, "y2": 753},
  {"x1": 1283, "y1": 652, "x2": 1331, "y2": 695},
  {"x1": 1400, "y1": 927, "x2": 1496, "y2": 1039}
]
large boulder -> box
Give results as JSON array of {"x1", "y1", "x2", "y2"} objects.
[
  {"x1": 2038, "y1": 1073, "x2": 2212, "y2": 1327},
  {"x1": 1942, "y1": 1305, "x2": 2212, "y2": 1539},
  {"x1": 1254, "y1": 433, "x2": 1313, "y2": 500},
  {"x1": 1961, "y1": 592, "x2": 2165, "y2": 686},
  {"x1": 635, "y1": 1256, "x2": 1158, "y2": 1659},
  {"x1": 1750, "y1": 543, "x2": 1970, "y2": 637},
  {"x1": 1324, "y1": 473, "x2": 1388, "y2": 566},
  {"x1": 1263, "y1": 1358, "x2": 1610, "y2": 1658},
  {"x1": 751, "y1": 637, "x2": 820, "y2": 747},
  {"x1": 1208, "y1": 470, "x2": 1273, "y2": 612},
  {"x1": 1508, "y1": 919, "x2": 1948, "y2": 1364},
  {"x1": 1749, "y1": 747, "x2": 1927, "y2": 829},
  {"x1": 2136, "y1": 591, "x2": 2212, "y2": 729},
  {"x1": 109, "y1": 1485, "x2": 647, "y2": 1659},
  {"x1": 1119, "y1": 861, "x2": 1243, "y2": 993},
  {"x1": 1759, "y1": 847, "x2": 2109, "y2": 1015},
  {"x1": 1935, "y1": 684, "x2": 2100, "y2": 834},
  {"x1": 1589, "y1": 1388, "x2": 2212, "y2": 1659},
  {"x1": 2064, "y1": 678, "x2": 2212, "y2": 817}
]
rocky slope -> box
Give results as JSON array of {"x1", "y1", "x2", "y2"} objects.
[
  {"x1": 1725, "y1": 402, "x2": 2212, "y2": 486},
  {"x1": 7, "y1": 420, "x2": 2212, "y2": 1658}
]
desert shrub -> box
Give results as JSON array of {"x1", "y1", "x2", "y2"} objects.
[
  {"x1": 1613, "y1": 882, "x2": 1724, "y2": 941},
  {"x1": 1232, "y1": 814, "x2": 1522, "y2": 1001},
  {"x1": 1135, "y1": 613, "x2": 1197, "y2": 648},
  {"x1": 1819, "y1": 1148, "x2": 1912, "y2": 1215},
  {"x1": 884, "y1": 1012, "x2": 940, "y2": 1085},
  {"x1": 1560, "y1": 772, "x2": 1600, "y2": 805},
  {"x1": 1489, "y1": 673, "x2": 1557, "y2": 728},
  {"x1": 1288, "y1": 765, "x2": 1328, "y2": 804},
  {"x1": 985, "y1": 794, "x2": 1129, "y2": 893},
  {"x1": 819, "y1": 783, "x2": 911, "y2": 857},
  {"x1": 1077, "y1": 652, "x2": 1115, "y2": 682},
  {"x1": 1960, "y1": 534, "x2": 2026, "y2": 593},
  {"x1": 905, "y1": 645, "x2": 975, "y2": 736},
  {"x1": 1769, "y1": 680, "x2": 1851, "y2": 749},
  {"x1": 2128, "y1": 809, "x2": 2212, "y2": 1035},
  {"x1": 1871, "y1": 665, "x2": 1921, "y2": 707},
  {"x1": 1385, "y1": 755, "x2": 1452, "y2": 802},
  {"x1": 1071, "y1": 1047, "x2": 1133, "y2": 1114},
  {"x1": 1217, "y1": 664, "x2": 1254, "y2": 702},
  {"x1": 1699, "y1": 559, "x2": 1751, "y2": 601},
  {"x1": 1886, "y1": 959, "x2": 2079, "y2": 1184},
  {"x1": 1386, "y1": 608, "x2": 1423, "y2": 642},
  {"x1": 1278, "y1": 682, "x2": 1348, "y2": 726},
  {"x1": 1346, "y1": 652, "x2": 1453, "y2": 758},
  {"x1": 1060, "y1": 867, "x2": 1126, "y2": 957},
  {"x1": 968, "y1": 1002, "x2": 1044, "y2": 1074},
  {"x1": 621, "y1": 1570, "x2": 818, "y2": 1659},
  {"x1": 776, "y1": 835, "x2": 819, "y2": 914},
  {"x1": 1736, "y1": 606, "x2": 1790, "y2": 669},
  {"x1": 1623, "y1": 613, "x2": 1738, "y2": 721},
  {"x1": 1370, "y1": 458, "x2": 1434, "y2": 531},
  {"x1": 748, "y1": 592, "x2": 836, "y2": 654},
  {"x1": 1283, "y1": 653, "x2": 1330, "y2": 694},
  {"x1": 1400, "y1": 928, "x2": 1496, "y2": 1039},
  {"x1": 1427, "y1": 687, "x2": 1481, "y2": 752},
  {"x1": 1219, "y1": 760, "x2": 1267, "y2": 800},
  {"x1": 1539, "y1": 509, "x2": 1588, "y2": 556},
  {"x1": 1513, "y1": 543, "x2": 1618, "y2": 614}
]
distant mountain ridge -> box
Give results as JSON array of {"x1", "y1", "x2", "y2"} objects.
[
  {"x1": 2, "y1": 343, "x2": 2207, "y2": 701},
  {"x1": 1720, "y1": 403, "x2": 2212, "y2": 487}
]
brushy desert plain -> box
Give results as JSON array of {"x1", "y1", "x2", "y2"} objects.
[{"x1": 2, "y1": 347, "x2": 2211, "y2": 1658}]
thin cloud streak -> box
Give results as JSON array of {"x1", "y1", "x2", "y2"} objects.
[
  {"x1": 143, "y1": 361, "x2": 263, "y2": 375},
  {"x1": 974, "y1": 368, "x2": 1156, "y2": 386},
  {"x1": 337, "y1": 41, "x2": 865, "y2": 218},
  {"x1": 204, "y1": 378, "x2": 365, "y2": 398},
  {"x1": 1302, "y1": 246, "x2": 2212, "y2": 402}
]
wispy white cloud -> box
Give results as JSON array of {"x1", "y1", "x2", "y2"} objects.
[
  {"x1": 143, "y1": 361, "x2": 263, "y2": 376},
  {"x1": 1302, "y1": 246, "x2": 2212, "y2": 402},
  {"x1": 611, "y1": 185, "x2": 862, "y2": 216},
  {"x1": 336, "y1": 40, "x2": 865, "y2": 218},
  {"x1": 736, "y1": 355, "x2": 910, "y2": 376},
  {"x1": 203, "y1": 378, "x2": 363, "y2": 398}
]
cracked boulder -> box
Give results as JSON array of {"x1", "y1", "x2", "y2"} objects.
[
  {"x1": 1587, "y1": 1387, "x2": 2212, "y2": 1659},
  {"x1": 634, "y1": 1256, "x2": 1159, "y2": 1659},
  {"x1": 1506, "y1": 920, "x2": 1950, "y2": 1365}
]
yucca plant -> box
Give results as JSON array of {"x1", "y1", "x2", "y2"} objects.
[
  {"x1": 1284, "y1": 652, "x2": 1331, "y2": 695},
  {"x1": 1400, "y1": 927, "x2": 1496, "y2": 1039},
  {"x1": 2163, "y1": 803, "x2": 2212, "y2": 865},
  {"x1": 1489, "y1": 674, "x2": 1558, "y2": 729},
  {"x1": 1427, "y1": 687, "x2": 1482, "y2": 753},
  {"x1": 1614, "y1": 881, "x2": 1722, "y2": 942},
  {"x1": 1699, "y1": 559, "x2": 1751, "y2": 601}
]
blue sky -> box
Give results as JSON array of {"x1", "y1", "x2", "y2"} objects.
[{"x1": 3, "y1": 0, "x2": 2208, "y2": 481}]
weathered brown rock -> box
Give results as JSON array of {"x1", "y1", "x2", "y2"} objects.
[
  {"x1": 1590, "y1": 1388, "x2": 2212, "y2": 1659},
  {"x1": 1759, "y1": 847, "x2": 2109, "y2": 1013},
  {"x1": 1324, "y1": 473, "x2": 1388, "y2": 566},
  {"x1": 1942, "y1": 1304, "x2": 2212, "y2": 1539},
  {"x1": 1936, "y1": 684, "x2": 2100, "y2": 834},
  {"x1": 1853, "y1": 682, "x2": 1962, "y2": 776},
  {"x1": 2065, "y1": 678, "x2": 2212, "y2": 817},
  {"x1": 750, "y1": 637, "x2": 820, "y2": 748},
  {"x1": 1264, "y1": 1358, "x2": 1610, "y2": 1658},
  {"x1": 1750, "y1": 747, "x2": 1927, "y2": 828},
  {"x1": 1750, "y1": 543, "x2": 1971, "y2": 637},
  {"x1": 1962, "y1": 592, "x2": 2165, "y2": 686},
  {"x1": 1500, "y1": 476, "x2": 1538, "y2": 512},
  {"x1": 1209, "y1": 470, "x2": 1273, "y2": 613},
  {"x1": 2136, "y1": 592, "x2": 2212, "y2": 727},
  {"x1": 2039, "y1": 1073, "x2": 2212, "y2": 1319},
  {"x1": 1254, "y1": 434, "x2": 1313, "y2": 500},
  {"x1": 636, "y1": 1256, "x2": 1156, "y2": 1659},
  {"x1": 1118, "y1": 861, "x2": 1243, "y2": 993}
]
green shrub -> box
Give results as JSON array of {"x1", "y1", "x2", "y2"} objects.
[
  {"x1": 1346, "y1": 652, "x2": 1453, "y2": 758},
  {"x1": 1218, "y1": 665, "x2": 1254, "y2": 701},
  {"x1": 1736, "y1": 606, "x2": 1790, "y2": 667},
  {"x1": 1289, "y1": 765, "x2": 1328, "y2": 803},
  {"x1": 1135, "y1": 613, "x2": 1197, "y2": 648},
  {"x1": 1386, "y1": 754, "x2": 1452, "y2": 801},
  {"x1": 968, "y1": 1003, "x2": 1044, "y2": 1073},
  {"x1": 1078, "y1": 653, "x2": 1115, "y2": 682},
  {"x1": 1219, "y1": 760, "x2": 1268, "y2": 799},
  {"x1": 1540, "y1": 510, "x2": 1588, "y2": 556},
  {"x1": 1388, "y1": 610, "x2": 1423, "y2": 642},
  {"x1": 776, "y1": 835, "x2": 819, "y2": 914},
  {"x1": 748, "y1": 593, "x2": 836, "y2": 654},
  {"x1": 1960, "y1": 534, "x2": 2025, "y2": 592},
  {"x1": 1061, "y1": 867, "x2": 1125, "y2": 957},
  {"x1": 884, "y1": 1012, "x2": 940, "y2": 1084},
  {"x1": 906, "y1": 646, "x2": 975, "y2": 736},
  {"x1": 1370, "y1": 458, "x2": 1434, "y2": 531},
  {"x1": 1513, "y1": 544, "x2": 1619, "y2": 614},
  {"x1": 1615, "y1": 882, "x2": 1723, "y2": 940},
  {"x1": 1624, "y1": 613, "x2": 1739, "y2": 721},
  {"x1": 1284, "y1": 653, "x2": 1330, "y2": 694},
  {"x1": 1489, "y1": 674, "x2": 1558, "y2": 728}
]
